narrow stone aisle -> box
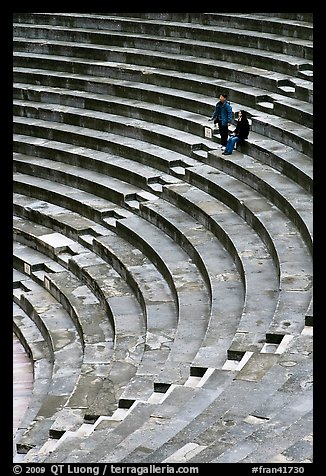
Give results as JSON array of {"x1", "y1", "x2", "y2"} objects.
[{"x1": 13, "y1": 333, "x2": 33, "y2": 436}]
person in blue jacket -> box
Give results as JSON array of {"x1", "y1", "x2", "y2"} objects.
[
  {"x1": 222, "y1": 110, "x2": 250, "y2": 155},
  {"x1": 208, "y1": 93, "x2": 233, "y2": 147}
]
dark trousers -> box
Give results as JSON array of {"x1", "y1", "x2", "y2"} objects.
[{"x1": 217, "y1": 120, "x2": 229, "y2": 146}]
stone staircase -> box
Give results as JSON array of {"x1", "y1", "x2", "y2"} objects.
[{"x1": 12, "y1": 12, "x2": 313, "y2": 464}]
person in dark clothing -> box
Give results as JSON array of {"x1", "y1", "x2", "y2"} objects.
[
  {"x1": 208, "y1": 93, "x2": 233, "y2": 147},
  {"x1": 222, "y1": 110, "x2": 250, "y2": 155}
]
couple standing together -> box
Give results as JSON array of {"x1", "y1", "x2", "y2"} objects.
[{"x1": 209, "y1": 93, "x2": 250, "y2": 155}]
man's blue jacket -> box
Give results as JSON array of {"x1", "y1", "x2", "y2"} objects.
[{"x1": 212, "y1": 100, "x2": 232, "y2": 126}]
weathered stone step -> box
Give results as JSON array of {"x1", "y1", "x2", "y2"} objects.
[
  {"x1": 180, "y1": 164, "x2": 313, "y2": 346},
  {"x1": 12, "y1": 135, "x2": 181, "y2": 195},
  {"x1": 93, "y1": 231, "x2": 178, "y2": 401},
  {"x1": 12, "y1": 71, "x2": 312, "y2": 156},
  {"x1": 13, "y1": 56, "x2": 313, "y2": 128},
  {"x1": 13, "y1": 14, "x2": 312, "y2": 61},
  {"x1": 137, "y1": 334, "x2": 312, "y2": 463},
  {"x1": 13, "y1": 119, "x2": 198, "y2": 176},
  {"x1": 161, "y1": 180, "x2": 280, "y2": 355},
  {"x1": 13, "y1": 302, "x2": 52, "y2": 445},
  {"x1": 115, "y1": 214, "x2": 211, "y2": 385},
  {"x1": 13, "y1": 275, "x2": 83, "y2": 453},
  {"x1": 13, "y1": 172, "x2": 133, "y2": 227},
  {"x1": 138, "y1": 198, "x2": 244, "y2": 369}
]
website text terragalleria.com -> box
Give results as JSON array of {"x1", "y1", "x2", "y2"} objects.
[{"x1": 49, "y1": 465, "x2": 199, "y2": 475}]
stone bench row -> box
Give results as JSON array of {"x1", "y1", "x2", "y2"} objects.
[
  {"x1": 14, "y1": 191, "x2": 117, "y2": 244},
  {"x1": 139, "y1": 333, "x2": 313, "y2": 464},
  {"x1": 17, "y1": 93, "x2": 313, "y2": 195},
  {"x1": 13, "y1": 105, "x2": 312, "y2": 191},
  {"x1": 12, "y1": 164, "x2": 288, "y2": 361},
  {"x1": 13, "y1": 235, "x2": 115, "y2": 351},
  {"x1": 13, "y1": 11, "x2": 314, "y2": 39},
  {"x1": 111, "y1": 213, "x2": 237, "y2": 378},
  {"x1": 13, "y1": 52, "x2": 312, "y2": 108},
  {"x1": 13, "y1": 223, "x2": 147, "y2": 450},
  {"x1": 219, "y1": 130, "x2": 312, "y2": 194},
  {"x1": 13, "y1": 130, "x2": 312, "y2": 260},
  {"x1": 12, "y1": 179, "x2": 240, "y2": 374},
  {"x1": 13, "y1": 269, "x2": 84, "y2": 452},
  {"x1": 11, "y1": 152, "x2": 269, "y2": 308},
  {"x1": 13, "y1": 299, "x2": 53, "y2": 449},
  {"x1": 12, "y1": 171, "x2": 309, "y2": 386},
  {"x1": 13, "y1": 31, "x2": 313, "y2": 105},
  {"x1": 135, "y1": 197, "x2": 276, "y2": 354},
  {"x1": 11, "y1": 80, "x2": 310, "y2": 158},
  {"x1": 33, "y1": 330, "x2": 312, "y2": 463},
  {"x1": 13, "y1": 14, "x2": 312, "y2": 62},
  {"x1": 158, "y1": 182, "x2": 312, "y2": 350},
  {"x1": 12, "y1": 49, "x2": 313, "y2": 129},
  {"x1": 184, "y1": 156, "x2": 313, "y2": 255},
  {"x1": 14, "y1": 158, "x2": 312, "y2": 348},
  {"x1": 12, "y1": 123, "x2": 199, "y2": 179},
  {"x1": 13, "y1": 84, "x2": 312, "y2": 159},
  {"x1": 21, "y1": 367, "x2": 231, "y2": 462},
  {"x1": 12, "y1": 204, "x2": 215, "y2": 456},
  {"x1": 12, "y1": 80, "x2": 313, "y2": 191},
  {"x1": 179, "y1": 162, "x2": 312, "y2": 302},
  {"x1": 71, "y1": 214, "x2": 212, "y2": 386},
  {"x1": 12, "y1": 12, "x2": 313, "y2": 464},
  {"x1": 12, "y1": 167, "x2": 290, "y2": 368},
  {"x1": 13, "y1": 213, "x2": 148, "y2": 360},
  {"x1": 15, "y1": 201, "x2": 314, "y2": 463},
  {"x1": 113, "y1": 362, "x2": 312, "y2": 463},
  {"x1": 12, "y1": 170, "x2": 277, "y2": 369},
  {"x1": 13, "y1": 163, "x2": 135, "y2": 227},
  {"x1": 11, "y1": 152, "x2": 314, "y2": 446},
  {"x1": 13, "y1": 101, "x2": 212, "y2": 159},
  {"x1": 14, "y1": 121, "x2": 311, "y2": 264},
  {"x1": 91, "y1": 228, "x2": 221, "y2": 399},
  {"x1": 14, "y1": 198, "x2": 222, "y2": 392},
  {"x1": 107, "y1": 12, "x2": 313, "y2": 40},
  {"x1": 13, "y1": 145, "x2": 312, "y2": 348},
  {"x1": 13, "y1": 150, "x2": 160, "y2": 213},
  {"x1": 202, "y1": 150, "x2": 313, "y2": 252}
]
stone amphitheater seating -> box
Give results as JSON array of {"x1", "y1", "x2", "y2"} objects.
[{"x1": 13, "y1": 12, "x2": 313, "y2": 464}]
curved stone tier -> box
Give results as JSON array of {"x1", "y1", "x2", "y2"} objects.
[{"x1": 13, "y1": 12, "x2": 313, "y2": 464}]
